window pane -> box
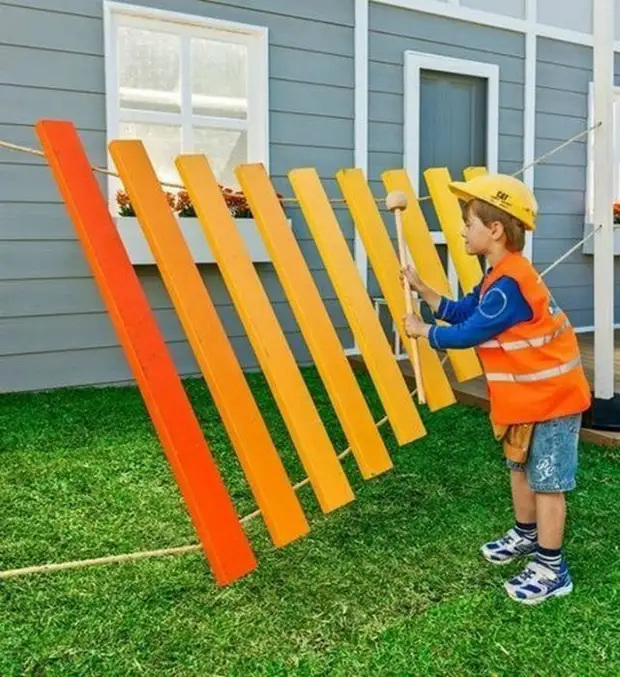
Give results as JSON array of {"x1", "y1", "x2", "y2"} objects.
[
  {"x1": 193, "y1": 128, "x2": 247, "y2": 189},
  {"x1": 119, "y1": 122, "x2": 181, "y2": 185},
  {"x1": 191, "y1": 39, "x2": 248, "y2": 119},
  {"x1": 118, "y1": 27, "x2": 181, "y2": 113}
]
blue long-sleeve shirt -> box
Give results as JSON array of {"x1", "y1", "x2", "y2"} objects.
[{"x1": 427, "y1": 276, "x2": 533, "y2": 351}]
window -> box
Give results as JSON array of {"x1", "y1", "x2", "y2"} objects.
[
  {"x1": 104, "y1": 2, "x2": 269, "y2": 203},
  {"x1": 586, "y1": 83, "x2": 620, "y2": 223}
]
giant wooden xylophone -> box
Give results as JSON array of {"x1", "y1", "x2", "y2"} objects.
[{"x1": 35, "y1": 119, "x2": 488, "y2": 587}]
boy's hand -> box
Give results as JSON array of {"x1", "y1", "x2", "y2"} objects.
[
  {"x1": 400, "y1": 265, "x2": 425, "y2": 294},
  {"x1": 403, "y1": 312, "x2": 429, "y2": 338}
]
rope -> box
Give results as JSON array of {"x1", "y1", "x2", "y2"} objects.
[
  {"x1": 0, "y1": 121, "x2": 604, "y2": 207},
  {"x1": 539, "y1": 226, "x2": 599, "y2": 279},
  {"x1": 512, "y1": 122, "x2": 602, "y2": 180},
  {"x1": 0, "y1": 545, "x2": 202, "y2": 580},
  {"x1": 0, "y1": 375, "x2": 413, "y2": 580},
  {"x1": 0, "y1": 138, "x2": 349, "y2": 205},
  {"x1": 0, "y1": 120, "x2": 615, "y2": 581}
]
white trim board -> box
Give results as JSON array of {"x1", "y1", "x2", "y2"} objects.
[
  {"x1": 522, "y1": 0, "x2": 537, "y2": 263},
  {"x1": 354, "y1": 0, "x2": 369, "y2": 291},
  {"x1": 374, "y1": 0, "x2": 620, "y2": 51}
]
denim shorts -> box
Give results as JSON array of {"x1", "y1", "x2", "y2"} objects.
[{"x1": 506, "y1": 414, "x2": 581, "y2": 492}]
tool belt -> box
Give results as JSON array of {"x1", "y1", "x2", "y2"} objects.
[{"x1": 491, "y1": 420, "x2": 535, "y2": 465}]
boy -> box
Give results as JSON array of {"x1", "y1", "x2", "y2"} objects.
[{"x1": 402, "y1": 173, "x2": 591, "y2": 605}]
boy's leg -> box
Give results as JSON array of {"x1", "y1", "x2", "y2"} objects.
[
  {"x1": 480, "y1": 466, "x2": 538, "y2": 565},
  {"x1": 504, "y1": 415, "x2": 580, "y2": 605},
  {"x1": 536, "y1": 492, "x2": 566, "y2": 549},
  {"x1": 511, "y1": 468, "x2": 536, "y2": 524}
]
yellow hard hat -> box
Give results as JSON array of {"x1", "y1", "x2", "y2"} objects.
[{"x1": 449, "y1": 173, "x2": 538, "y2": 231}]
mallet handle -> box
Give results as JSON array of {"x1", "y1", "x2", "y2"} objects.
[{"x1": 393, "y1": 207, "x2": 426, "y2": 405}]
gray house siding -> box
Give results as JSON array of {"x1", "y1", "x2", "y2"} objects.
[
  {"x1": 1, "y1": 1, "x2": 615, "y2": 395},
  {"x1": 534, "y1": 37, "x2": 620, "y2": 328},
  {"x1": 0, "y1": 0, "x2": 355, "y2": 392},
  {"x1": 367, "y1": 2, "x2": 526, "y2": 298}
]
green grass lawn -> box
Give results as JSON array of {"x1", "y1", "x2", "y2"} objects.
[{"x1": 1, "y1": 368, "x2": 619, "y2": 676}]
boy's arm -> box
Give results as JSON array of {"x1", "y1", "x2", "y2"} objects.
[
  {"x1": 425, "y1": 277, "x2": 533, "y2": 350},
  {"x1": 432, "y1": 284, "x2": 482, "y2": 325}
]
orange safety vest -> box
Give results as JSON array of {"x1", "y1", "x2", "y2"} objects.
[{"x1": 476, "y1": 252, "x2": 591, "y2": 426}]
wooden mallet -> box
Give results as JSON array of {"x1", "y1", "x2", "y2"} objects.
[{"x1": 386, "y1": 191, "x2": 426, "y2": 405}]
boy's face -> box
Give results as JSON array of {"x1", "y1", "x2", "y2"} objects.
[{"x1": 461, "y1": 209, "x2": 504, "y2": 256}]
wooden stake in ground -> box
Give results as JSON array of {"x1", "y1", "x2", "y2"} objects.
[{"x1": 386, "y1": 191, "x2": 426, "y2": 405}]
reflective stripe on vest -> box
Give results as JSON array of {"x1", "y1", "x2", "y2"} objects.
[
  {"x1": 479, "y1": 316, "x2": 571, "y2": 351},
  {"x1": 486, "y1": 357, "x2": 582, "y2": 383}
]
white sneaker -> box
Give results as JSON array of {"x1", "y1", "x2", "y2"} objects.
[
  {"x1": 504, "y1": 560, "x2": 573, "y2": 605},
  {"x1": 481, "y1": 528, "x2": 537, "y2": 565}
]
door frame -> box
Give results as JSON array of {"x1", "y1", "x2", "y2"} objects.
[
  {"x1": 404, "y1": 51, "x2": 500, "y2": 191},
  {"x1": 404, "y1": 52, "x2": 500, "y2": 295}
]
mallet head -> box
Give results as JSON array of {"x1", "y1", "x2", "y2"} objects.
[{"x1": 386, "y1": 191, "x2": 408, "y2": 212}]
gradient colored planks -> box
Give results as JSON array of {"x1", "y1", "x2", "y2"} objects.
[
  {"x1": 35, "y1": 120, "x2": 256, "y2": 586},
  {"x1": 336, "y1": 168, "x2": 456, "y2": 412},
  {"x1": 288, "y1": 167, "x2": 426, "y2": 446},
  {"x1": 381, "y1": 170, "x2": 483, "y2": 383},
  {"x1": 236, "y1": 163, "x2": 394, "y2": 478},
  {"x1": 109, "y1": 140, "x2": 310, "y2": 549},
  {"x1": 176, "y1": 154, "x2": 355, "y2": 514}
]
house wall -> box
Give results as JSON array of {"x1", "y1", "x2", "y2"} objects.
[
  {"x1": 0, "y1": 0, "x2": 355, "y2": 392},
  {"x1": 533, "y1": 37, "x2": 620, "y2": 328},
  {"x1": 0, "y1": 0, "x2": 617, "y2": 393}
]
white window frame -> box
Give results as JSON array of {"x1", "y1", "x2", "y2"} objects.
[
  {"x1": 404, "y1": 51, "x2": 500, "y2": 296},
  {"x1": 404, "y1": 51, "x2": 500, "y2": 194},
  {"x1": 103, "y1": 1, "x2": 269, "y2": 199},
  {"x1": 586, "y1": 81, "x2": 620, "y2": 223}
]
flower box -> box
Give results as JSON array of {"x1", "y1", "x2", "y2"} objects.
[
  {"x1": 114, "y1": 187, "x2": 289, "y2": 265},
  {"x1": 115, "y1": 217, "x2": 285, "y2": 265}
]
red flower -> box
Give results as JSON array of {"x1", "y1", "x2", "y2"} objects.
[{"x1": 116, "y1": 181, "x2": 288, "y2": 219}]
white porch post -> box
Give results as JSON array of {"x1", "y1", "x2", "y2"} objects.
[
  {"x1": 592, "y1": 0, "x2": 616, "y2": 400},
  {"x1": 354, "y1": 0, "x2": 369, "y2": 288}
]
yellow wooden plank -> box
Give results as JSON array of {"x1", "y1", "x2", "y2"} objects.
[
  {"x1": 176, "y1": 155, "x2": 355, "y2": 514},
  {"x1": 236, "y1": 163, "x2": 393, "y2": 479},
  {"x1": 288, "y1": 167, "x2": 426, "y2": 446},
  {"x1": 463, "y1": 166, "x2": 488, "y2": 180},
  {"x1": 382, "y1": 170, "x2": 483, "y2": 383},
  {"x1": 109, "y1": 140, "x2": 310, "y2": 549},
  {"x1": 423, "y1": 168, "x2": 484, "y2": 295},
  {"x1": 336, "y1": 168, "x2": 456, "y2": 413}
]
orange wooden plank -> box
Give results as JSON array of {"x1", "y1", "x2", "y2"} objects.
[
  {"x1": 288, "y1": 167, "x2": 426, "y2": 446},
  {"x1": 381, "y1": 170, "x2": 483, "y2": 383},
  {"x1": 423, "y1": 168, "x2": 484, "y2": 295},
  {"x1": 336, "y1": 168, "x2": 456, "y2": 413},
  {"x1": 176, "y1": 154, "x2": 355, "y2": 514},
  {"x1": 109, "y1": 140, "x2": 310, "y2": 549},
  {"x1": 35, "y1": 120, "x2": 256, "y2": 586},
  {"x1": 236, "y1": 163, "x2": 393, "y2": 478}
]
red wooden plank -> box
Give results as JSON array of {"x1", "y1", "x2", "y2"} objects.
[{"x1": 35, "y1": 120, "x2": 256, "y2": 586}]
